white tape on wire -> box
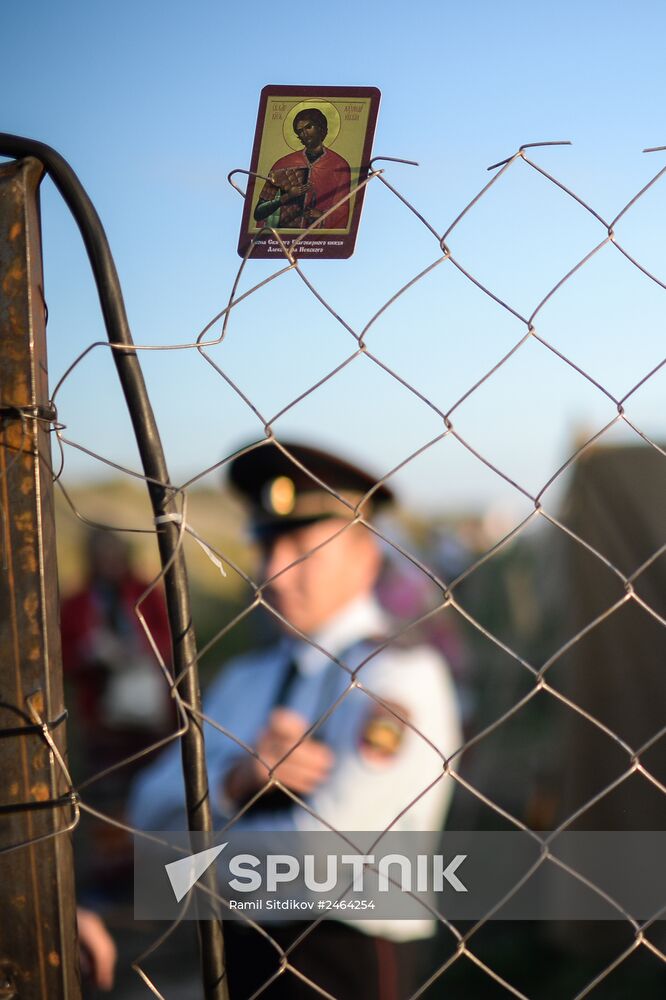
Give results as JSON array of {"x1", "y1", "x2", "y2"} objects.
[{"x1": 155, "y1": 512, "x2": 227, "y2": 577}]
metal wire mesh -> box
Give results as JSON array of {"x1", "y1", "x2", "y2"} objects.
[{"x1": 2, "y1": 140, "x2": 665, "y2": 999}]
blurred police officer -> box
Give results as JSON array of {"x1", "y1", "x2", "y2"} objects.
[{"x1": 130, "y1": 440, "x2": 461, "y2": 999}]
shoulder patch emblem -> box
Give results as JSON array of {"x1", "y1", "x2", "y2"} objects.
[{"x1": 359, "y1": 701, "x2": 410, "y2": 762}]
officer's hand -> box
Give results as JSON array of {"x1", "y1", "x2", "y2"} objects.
[
  {"x1": 225, "y1": 709, "x2": 334, "y2": 803},
  {"x1": 257, "y1": 708, "x2": 334, "y2": 795}
]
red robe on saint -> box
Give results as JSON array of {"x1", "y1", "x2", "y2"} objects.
[{"x1": 257, "y1": 147, "x2": 351, "y2": 229}]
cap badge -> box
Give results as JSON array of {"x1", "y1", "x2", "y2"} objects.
[{"x1": 265, "y1": 476, "x2": 296, "y2": 516}]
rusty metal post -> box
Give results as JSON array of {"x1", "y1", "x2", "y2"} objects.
[
  {"x1": 0, "y1": 158, "x2": 81, "y2": 999},
  {"x1": 0, "y1": 133, "x2": 228, "y2": 1000}
]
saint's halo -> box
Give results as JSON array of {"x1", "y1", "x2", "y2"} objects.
[{"x1": 283, "y1": 100, "x2": 341, "y2": 151}]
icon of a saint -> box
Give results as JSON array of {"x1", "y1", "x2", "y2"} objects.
[{"x1": 254, "y1": 106, "x2": 351, "y2": 230}]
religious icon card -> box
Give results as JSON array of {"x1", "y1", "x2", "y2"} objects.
[{"x1": 237, "y1": 85, "x2": 381, "y2": 260}]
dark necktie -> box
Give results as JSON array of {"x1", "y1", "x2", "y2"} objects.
[
  {"x1": 244, "y1": 638, "x2": 379, "y2": 818},
  {"x1": 243, "y1": 656, "x2": 301, "y2": 816}
]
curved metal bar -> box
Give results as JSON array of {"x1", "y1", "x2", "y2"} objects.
[{"x1": 0, "y1": 133, "x2": 227, "y2": 1000}]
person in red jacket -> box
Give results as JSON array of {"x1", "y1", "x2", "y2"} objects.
[
  {"x1": 61, "y1": 529, "x2": 171, "y2": 746},
  {"x1": 254, "y1": 107, "x2": 351, "y2": 230},
  {"x1": 61, "y1": 529, "x2": 172, "y2": 887}
]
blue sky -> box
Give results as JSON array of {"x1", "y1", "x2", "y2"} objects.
[{"x1": 2, "y1": 1, "x2": 665, "y2": 515}]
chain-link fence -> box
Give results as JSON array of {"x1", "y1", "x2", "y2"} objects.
[{"x1": 1, "y1": 135, "x2": 665, "y2": 999}]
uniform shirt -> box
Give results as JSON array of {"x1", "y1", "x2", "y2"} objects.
[{"x1": 128, "y1": 594, "x2": 461, "y2": 940}]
